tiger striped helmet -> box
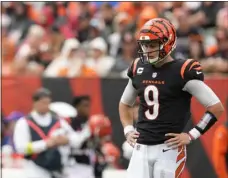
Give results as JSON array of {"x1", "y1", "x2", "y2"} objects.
[{"x1": 137, "y1": 18, "x2": 177, "y2": 64}]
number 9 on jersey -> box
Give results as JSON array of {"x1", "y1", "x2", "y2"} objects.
[{"x1": 144, "y1": 85, "x2": 159, "y2": 120}]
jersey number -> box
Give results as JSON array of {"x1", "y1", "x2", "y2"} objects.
[{"x1": 144, "y1": 85, "x2": 159, "y2": 120}]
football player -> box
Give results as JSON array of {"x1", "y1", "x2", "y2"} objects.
[
  {"x1": 119, "y1": 18, "x2": 224, "y2": 178},
  {"x1": 88, "y1": 114, "x2": 113, "y2": 178}
]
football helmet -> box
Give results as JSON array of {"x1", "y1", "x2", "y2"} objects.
[
  {"x1": 137, "y1": 18, "x2": 177, "y2": 64},
  {"x1": 88, "y1": 114, "x2": 112, "y2": 137},
  {"x1": 101, "y1": 142, "x2": 120, "y2": 166}
]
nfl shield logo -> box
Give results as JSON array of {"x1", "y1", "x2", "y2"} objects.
[{"x1": 152, "y1": 72, "x2": 157, "y2": 78}]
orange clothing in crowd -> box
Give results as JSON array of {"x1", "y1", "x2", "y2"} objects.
[
  {"x1": 80, "y1": 65, "x2": 98, "y2": 78},
  {"x1": 55, "y1": 65, "x2": 98, "y2": 78},
  {"x1": 213, "y1": 122, "x2": 228, "y2": 178}
]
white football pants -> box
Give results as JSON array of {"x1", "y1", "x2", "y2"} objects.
[{"x1": 127, "y1": 143, "x2": 186, "y2": 178}]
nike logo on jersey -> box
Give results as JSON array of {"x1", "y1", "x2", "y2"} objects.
[
  {"x1": 162, "y1": 148, "x2": 172, "y2": 152},
  {"x1": 196, "y1": 71, "x2": 202, "y2": 74}
]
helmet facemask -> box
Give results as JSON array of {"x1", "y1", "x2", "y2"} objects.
[{"x1": 138, "y1": 40, "x2": 165, "y2": 65}]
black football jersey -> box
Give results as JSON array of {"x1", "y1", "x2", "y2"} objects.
[{"x1": 127, "y1": 58, "x2": 204, "y2": 145}]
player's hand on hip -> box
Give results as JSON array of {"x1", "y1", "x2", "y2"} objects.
[
  {"x1": 125, "y1": 131, "x2": 140, "y2": 148},
  {"x1": 164, "y1": 133, "x2": 191, "y2": 149}
]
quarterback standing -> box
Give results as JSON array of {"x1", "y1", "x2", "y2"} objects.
[{"x1": 119, "y1": 18, "x2": 224, "y2": 178}]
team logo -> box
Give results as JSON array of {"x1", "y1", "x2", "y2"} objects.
[{"x1": 152, "y1": 72, "x2": 157, "y2": 78}]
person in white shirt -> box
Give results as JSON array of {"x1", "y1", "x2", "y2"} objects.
[
  {"x1": 44, "y1": 38, "x2": 85, "y2": 77},
  {"x1": 13, "y1": 88, "x2": 91, "y2": 178},
  {"x1": 85, "y1": 37, "x2": 115, "y2": 77}
]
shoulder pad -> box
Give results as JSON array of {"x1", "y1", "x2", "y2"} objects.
[
  {"x1": 127, "y1": 58, "x2": 140, "y2": 79},
  {"x1": 180, "y1": 59, "x2": 204, "y2": 82}
]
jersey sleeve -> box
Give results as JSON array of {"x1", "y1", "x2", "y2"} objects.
[
  {"x1": 127, "y1": 61, "x2": 134, "y2": 79},
  {"x1": 180, "y1": 59, "x2": 204, "y2": 83},
  {"x1": 127, "y1": 58, "x2": 140, "y2": 79}
]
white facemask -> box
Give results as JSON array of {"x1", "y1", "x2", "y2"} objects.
[{"x1": 141, "y1": 44, "x2": 163, "y2": 64}]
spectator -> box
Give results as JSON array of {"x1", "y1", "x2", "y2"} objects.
[
  {"x1": 173, "y1": 8, "x2": 204, "y2": 59},
  {"x1": 117, "y1": 2, "x2": 136, "y2": 18},
  {"x1": 34, "y1": 4, "x2": 56, "y2": 30},
  {"x1": 64, "y1": 2, "x2": 96, "y2": 40},
  {"x1": 183, "y1": 2, "x2": 201, "y2": 12},
  {"x1": 110, "y1": 31, "x2": 136, "y2": 77},
  {"x1": 85, "y1": 37, "x2": 115, "y2": 77},
  {"x1": 99, "y1": 3, "x2": 116, "y2": 42},
  {"x1": 88, "y1": 18, "x2": 104, "y2": 41},
  {"x1": 216, "y1": 2, "x2": 228, "y2": 31},
  {"x1": 108, "y1": 12, "x2": 132, "y2": 57},
  {"x1": 13, "y1": 24, "x2": 46, "y2": 76},
  {"x1": 202, "y1": 28, "x2": 228, "y2": 73},
  {"x1": 44, "y1": 38, "x2": 84, "y2": 77},
  {"x1": 2, "y1": 14, "x2": 16, "y2": 76},
  {"x1": 137, "y1": 6, "x2": 158, "y2": 31},
  {"x1": 7, "y1": 2, "x2": 34, "y2": 45},
  {"x1": 212, "y1": 98, "x2": 228, "y2": 178},
  {"x1": 117, "y1": 2, "x2": 143, "y2": 23},
  {"x1": 77, "y1": 12, "x2": 92, "y2": 43},
  {"x1": 188, "y1": 2, "x2": 224, "y2": 29},
  {"x1": 214, "y1": 28, "x2": 228, "y2": 59},
  {"x1": 44, "y1": 26, "x2": 65, "y2": 60},
  {"x1": 188, "y1": 33, "x2": 206, "y2": 60}
]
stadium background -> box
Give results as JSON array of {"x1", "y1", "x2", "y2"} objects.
[{"x1": 1, "y1": 1, "x2": 228, "y2": 178}]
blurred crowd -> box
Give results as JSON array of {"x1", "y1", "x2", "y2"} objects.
[{"x1": 2, "y1": 2, "x2": 228, "y2": 78}]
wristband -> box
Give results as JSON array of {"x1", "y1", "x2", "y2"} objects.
[
  {"x1": 124, "y1": 125, "x2": 134, "y2": 136},
  {"x1": 195, "y1": 111, "x2": 217, "y2": 134},
  {"x1": 188, "y1": 128, "x2": 201, "y2": 140},
  {"x1": 26, "y1": 142, "x2": 33, "y2": 155},
  {"x1": 188, "y1": 111, "x2": 217, "y2": 140}
]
